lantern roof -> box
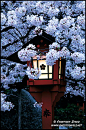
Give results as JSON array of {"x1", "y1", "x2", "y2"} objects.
[{"x1": 1, "y1": 31, "x2": 55, "y2": 64}]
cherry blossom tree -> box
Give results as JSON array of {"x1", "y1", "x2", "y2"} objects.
[{"x1": 1, "y1": 1, "x2": 85, "y2": 113}]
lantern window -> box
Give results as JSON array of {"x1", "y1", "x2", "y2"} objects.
[
  {"x1": 58, "y1": 57, "x2": 65, "y2": 80},
  {"x1": 33, "y1": 58, "x2": 53, "y2": 80},
  {"x1": 59, "y1": 57, "x2": 61, "y2": 79},
  {"x1": 40, "y1": 64, "x2": 46, "y2": 70}
]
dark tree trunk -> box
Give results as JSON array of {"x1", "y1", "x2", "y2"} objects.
[{"x1": 18, "y1": 89, "x2": 21, "y2": 129}]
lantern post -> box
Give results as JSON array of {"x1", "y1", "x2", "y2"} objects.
[{"x1": 26, "y1": 37, "x2": 66, "y2": 129}]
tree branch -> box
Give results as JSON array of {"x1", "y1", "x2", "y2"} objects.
[
  {"x1": 2, "y1": 26, "x2": 36, "y2": 49},
  {"x1": 2, "y1": 39, "x2": 19, "y2": 49},
  {"x1": 1, "y1": 26, "x2": 15, "y2": 32},
  {"x1": 1, "y1": 57, "x2": 26, "y2": 65},
  {"x1": 20, "y1": 25, "x2": 36, "y2": 40}
]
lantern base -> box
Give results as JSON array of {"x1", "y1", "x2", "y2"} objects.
[{"x1": 29, "y1": 85, "x2": 66, "y2": 129}]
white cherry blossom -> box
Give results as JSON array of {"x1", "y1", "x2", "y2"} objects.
[
  {"x1": 1, "y1": 13, "x2": 7, "y2": 25},
  {"x1": 47, "y1": 7, "x2": 59, "y2": 17},
  {"x1": 49, "y1": 42, "x2": 60, "y2": 50},
  {"x1": 59, "y1": 17, "x2": 71, "y2": 30},
  {"x1": 71, "y1": 52, "x2": 85, "y2": 64},
  {"x1": 18, "y1": 46, "x2": 37, "y2": 62},
  {"x1": 46, "y1": 49, "x2": 59, "y2": 66},
  {"x1": 26, "y1": 67, "x2": 41, "y2": 79},
  {"x1": 18, "y1": 49, "x2": 31, "y2": 62},
  {"x1": 45, "y1": 25, "x2": 57, "y2": 35},
  {"x1": 15, "y1": 6, "x2": 26, "y2": 17},
  {"x1": 77, "y1": 14, "x2": 85, "y2": 29},
  {"x1": 27, "y1": 15, "x2": 44, "y2": 26},
  {"x1": 70, "y1": 65, "x2": 85, "y2": 80},
  {"x1": 26, "y1": 44, "x2": 36, "y2": 50},
  {"x1": 60, "y1": 47, "x2": 70, "y2": 59},
  {"x1": 48, "y1": 17, "x2": 58, "y2": 28},
  {"x1": 1, "y1": 93, "x2": 14, "y2": 112}
]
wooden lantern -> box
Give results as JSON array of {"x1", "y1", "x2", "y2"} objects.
[{"x1": 27, "y1": 32, "x2": 66, "y2": 129}]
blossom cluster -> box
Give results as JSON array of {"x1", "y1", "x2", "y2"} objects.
[
  {"x1": 58, "y1": 16, "x2": 74, "y2": 30},
  {"x1": 1, "y1": 93, "x2": 14, "y2": 112},
  {"x1": 47, "y1": 6, "x2": 59, "y2": 18},
  {"x1": 70, "y1": 36, "x2": 85, "y2": 53},
  {"x1": 70, "y1": 65, "x2": 85, "y2": 80},
  {"x1": 76, "y1": 1, "x2": 85, "y2": 15},
  {"x1": 64, "y1": 79, "x2": 85, "y2": 100},
  {"x1": 46, "y1": 43, "x2": 70, "y2": 65},
  {"x1": 26, "y1": 44, "x2": 36, "y2": 50},
  {"x1": 46, "y1": 49, "x2": 59, "y2": 66},
  {"x1": 49, "y1": 42, "x2": 60, "y2": 50},
  {"x1": 7, "y1": 10, "x2": 17, "y2": 26},
  {"x1": 33, "y1": 102, "x2": 43, "y2": 108},
  {"x1": 26, "y1": 66, "x2": 41, "y2": 79},
  {"x1": 18, "y1": 49, "x2": 31, "y2": 62},
  {"x1": 65, "y1": 86, "x2": 85, "y2": 98},
  {"x1": 15, "y1": 6, "x2": 26, "y2": 17},
  {"x1": 1, "y1": 13, "x2": 7, "y2": 25},
  {"x1": 77, "y1": 14, "x2": 85, "y2": 29},
  {"x1": 60, "y1": 47, "x2": 70, "y2": 59},
  {"x1": 71, "y1": 52, "x2": 85, "y2": 64},
  {"x1": 1, "y1": 73, "x2": 15, "y2": 89},
  {"x1": 45, "y1": 24, "x2": 57, "y2": 35},
  {"x1": 48, "y1": 17, "x2": 59, "y2": 28},
  {"x1": 27, "y1": 15, "x2": 44, "y2": 26},
  {"x1": 1, "y1": 63, "x2": 27, "y2": 89},
  {"x1": 18, "y1": 44, "x2": 37, "y2": 62},
  {"x1": 33, "y1": 26, "x2": 43, "y2": 35},
  {"x1": 68, "y1": 24, "x2": 81, "y2": 37}
]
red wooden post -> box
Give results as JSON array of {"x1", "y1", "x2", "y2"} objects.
[
  {"x1": 28, "y1": 85, "x2": 65, "y2": 129},
  {"x1": 42, "y1": 90, "x2": 52, "y2": 129},
  {"x1": 53, "y1": 60, "x2": 58, "y2": 80},
  {"x1": 27, "y1": 59, "x2": 66, "y2": 129},
  {"x1": 27, "y1": 61, "x2": 33, "y2": 68}
]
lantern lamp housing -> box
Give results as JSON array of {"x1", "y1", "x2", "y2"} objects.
[{"x1": 27, "y1": 32, "x2": 66, "y2": 86}]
